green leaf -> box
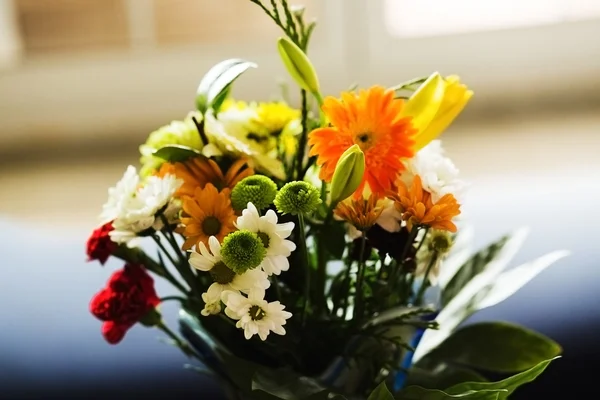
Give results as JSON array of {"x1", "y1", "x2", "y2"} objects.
[
  {"x1": 153, "y1": 144, "x2": 204, "y2": 163},
  {"x1": 196, "y1": 58, "x2": 257, "y2": 112},
  {"x1": 368, "y1": 382, "x2": 395, "y2": 400},
  {"x1": 406, "y1": 365, "x2": 487, "y2": 390},
  {"x1": 398, "y1": 386, "x2": 505, "y2": 400},
  {"x1": 423, "y1": 322, "x2": 561, "y2": 373},
  {"x1": 441, "y1": 234, "x2": 510, "y2": 307},
  {"x1": 413, "y1": 229, "x2": 530, "y2": 364},
  {"x1": 251, "y1": 367, "x2": 327, "y2": 400},
  {"x1": 212, "y1": 84, "x2": 232, "y2": 113},
  {"x1": 446, "y1": 357, "x2": 559, "y2": 399}
]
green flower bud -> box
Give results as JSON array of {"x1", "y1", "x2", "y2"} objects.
[
  {"x1": 220, "y1": 230, "x2": 266, "y2": 274},
  {"x1": 277, "y1": 37, "x2": 320, "y2": 96},
  {"x1": 274, "y1": 181, "x2": 321, "y2": 215},
  {"x1": 231, "y1": 175, "x2": 278, "y2": 211},
  {"x1": 329, "y1": 144, "x2": 365, "y2": 205}
]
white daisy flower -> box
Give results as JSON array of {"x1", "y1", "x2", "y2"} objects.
[
  {"x1": 201, "y1": 283, "x2": 222, "y2": 316},
  {"x1": 402, "y1": 140, "x2": 467, "y2": 203},
  {"x1": 100, "y1": 165, "x2": 139, "y2": 224},
  {"x1": 235, "y1": 203, "x2": 296, "y2": 276},
  {"x1": 190, "y1": 236, "x2": 271, "y2": 299},
  {"x1": 222, "y1": 288, "x2": 292, "y2": 341},
  {"x1": 101, "y1": 166, "x2": 183, "y2": 243}
]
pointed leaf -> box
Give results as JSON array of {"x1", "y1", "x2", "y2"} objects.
[
  {"x1": 476, "y1": 250, "x2": 570, "y2": 310},
  {"x1": 252, "y1": 367, "x2": 327, "y2": 400},
  {"x1": 153, "y1": 144, "x2": 204, "y2": 163},
  {"x1": 422, "y1": 322, "x2": 561, "y2": 373},
  {"x1": 406, "y1": 365, "x2": 487, "y2": 390},
  {"x1": 196, "y1": 58, "x2": 257, "y2": 112},
  {"x1": 367, "y1": 382, "x2": 394, "y2": 400},
  {"x1": 399, "y1": 386, "x2": 505, "y2": 400},
  {"x1": 446, "y1": 357, "x2": 560, "y2": 399},
  {"x1": 414, "y1": 228, "x2": 529, "y2": 363}
]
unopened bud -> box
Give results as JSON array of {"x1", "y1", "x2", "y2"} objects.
[{"x1": 329, "y1": 144, "x2": 365, "y2": 205}]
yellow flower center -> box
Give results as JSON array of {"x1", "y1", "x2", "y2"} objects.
[
  {"x1": 249, "y1": 305, "x2": 266, "y2": 321},
  {"x1": 202, "y1": 216, "x2": 222, "y2": 236}
]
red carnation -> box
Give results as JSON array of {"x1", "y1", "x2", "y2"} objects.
[
  {"x1": 87, "y1": 222, "x2": 117, "y2": 265},
  {"x1": 90, "y1": 263, "x2": 161, "y2": 344}
]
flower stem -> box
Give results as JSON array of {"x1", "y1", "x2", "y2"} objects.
[
  {"x1": 298, "y1": 213, "x2": 310, "y2": 326},
  {"x1": 295, "y1": 89, "x2": 309, "y2": 180},
  {"x1": 353, "y1": 231, "x2": 368, "y2": 320},
  {"x1": 390, "y1": 225, "x2": 420, "y2": 287},
  {"x1": 415, "y1": 251, "x2": 439, "y2": 306},
  {"x1": 160, "y1": 296, "x2": 187, "y2": 304},
  {"x1": 157, "y1": 321, "x2": 199, "y2": 360}
]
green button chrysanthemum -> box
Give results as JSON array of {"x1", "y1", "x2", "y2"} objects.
[
  {"x1": 231, "y1": 175, "x2": 278, "y2": 211},
  {"x1": 274, "y1": 181, "x2": 321, "y2": 215},
  {"x1": 220, "y1": 230, "x2": 266, "y2": 274}
]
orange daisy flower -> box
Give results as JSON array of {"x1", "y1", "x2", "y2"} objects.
[
  {"x1": 308, "y1": 86, "x2": 417, "y2": 197},
  {"x1": 178, "y1": 183, "x2": 236, "y2": 250},
  {"x1": 389, "y1": 175, "x2": 461, "y2": 232},
  {"x1": 334, "y1": 194, "x2": 384, "y2": 232},
  {"x1": 159, "y1": 157, "x2": 254, "y2": 198}
]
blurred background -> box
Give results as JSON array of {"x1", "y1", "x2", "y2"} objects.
[{"x1": 1, "y1": 0, "x2": 599, "y2": 399}]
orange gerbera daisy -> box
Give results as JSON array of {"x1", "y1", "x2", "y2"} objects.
[
  {"x1": 334, "y1": 194, "x2": 384, "y2": 232},
  {"x1": 158, "y1": 157, "x2": 253, "y2": 198},
  {"x1": 389, "y1": 175, "x2": 461, "y2": 232},
  {"x1": 178, "y1": 184, "x2": 236, "y2": 250},
  {"x1": 308, "y1": 86, "x2": 417, "y2": 197}
]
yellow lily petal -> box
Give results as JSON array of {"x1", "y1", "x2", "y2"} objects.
[
  {"x1": 414, "y1": 76, "x2": 473, "y2": 150},
  {"x1": 401, "y1": 72, "x2": 445, "y2": 136}
]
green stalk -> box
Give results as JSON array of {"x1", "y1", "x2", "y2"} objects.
[
  {"x1": 298, "y1": 213, "x2": 310, "y2": 325},
  {"x1": 390, "y1": 225, "x2": 420, "y2": 287},
  {"x1": 295, "y1": 89, "x2": 309, "y2": 180},
  {"x1": 156, "y1": 321, "x2": 200, "y2": 359},
  {"x1": 353, "y1": 232, "x2": 368, "y2": 321},
  {"x1": 415, "y1": 251, "x2": 439, "y2": 305}
]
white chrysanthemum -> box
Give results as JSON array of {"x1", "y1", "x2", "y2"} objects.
[
  {"x1": 190, "y1": 235, "x2": 271, "y2": 299},
  {"x1": 201, "y1": 284, "x2": 222, "y2": 316},
  {"x1": 101, "y1": 166, "x2": 182, "y2": 243},
  {"x1": 100, "y1": 165, "x2": 139, "y2": 224},
  {"x1": 403, "y1": 140, "x2": 467, "y2": 203},
  {"x1": 235, "y1": 203, "x2": 296, "y2": 276},
  {"x1": 222, "y1": 288, "x2": 292, "y2": 341},
  {"x1": 204, "y1": 111, "x2": 285, "y2": 180}
]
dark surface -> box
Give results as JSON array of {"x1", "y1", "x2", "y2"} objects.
[{"x1": 0, "y1": 173, "x2": 596, "y2": 399}]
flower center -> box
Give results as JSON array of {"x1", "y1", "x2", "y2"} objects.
[
  {"x1": 256, "y1": 231, "x2": 270, "y2": 249},
  {"x1": 249, "y1": 305, "x2": 266, "y2": 321},
  {"x1": 209, "y1": 261, "x2": 236, "y2": 284},
  {"x1": 202, "y1": 216, "x2": 222, "y2": 236},
  {"x1": 354, "y1": 132, "x2": 374, "y2": 151}
]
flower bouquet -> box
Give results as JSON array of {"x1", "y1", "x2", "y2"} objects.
[{"x1": 87, "y1": 2, "x2": 569, "y2": 399}]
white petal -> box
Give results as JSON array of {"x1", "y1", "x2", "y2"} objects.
[
  {"x1": 274, "y1": 222, "x2": 295, "y2": 238},
  {"x1": 248, "y1": 288, "x2": 266, "y2": 302},
  {"x1": 263, "y1": 209, "x2": 278, "y2": 225},
  {"x1": 208, "y1": 236, "x2": 221, "y2": 258}
]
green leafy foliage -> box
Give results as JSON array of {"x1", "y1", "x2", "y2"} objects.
[
  {"x1": 445, "y1": 357, "x2": 560, "y2": 399},
  {"x1": 441, "y1": 235, "x2": 509, "y2": 307},
  {"x1": 422, "y1": 322, "x2": 561, "y2": 373},
  {"x1": 367, "y1": 382, "x2": 395, "y2": 400},
  {"x1": 406, "y1": 365, "x2": 487, "y2": 390},
  {"x1": 152, "y1": 144, "x2": 204, "y2": 163},
  {"x1": 398, "y1": 386, "x2": 505, "y2": 400},
  {"x1": 195, "y1": 58, "x2": 257, "y2": 112}
]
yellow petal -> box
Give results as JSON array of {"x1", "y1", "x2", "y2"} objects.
[
  {"x1": 414, "y1": 78, "x2": 473, "y2": 150},
  {"x1": 402, "y1": 72, "x2": 445, "y2": 135}
]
